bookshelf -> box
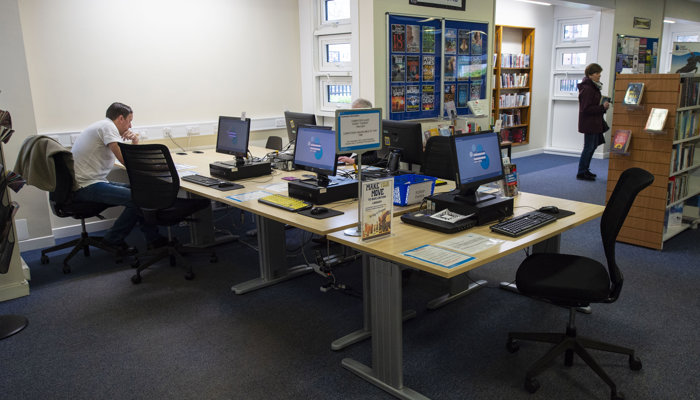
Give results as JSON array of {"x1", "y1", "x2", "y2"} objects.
[
  {"x1": 608, "y1": 73, "x2": 700, "y2": 250},
  {"x1": 492, "y1": 25, "x2": 534, "y2": 146}
]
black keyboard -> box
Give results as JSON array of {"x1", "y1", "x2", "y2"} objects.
[
  {"x1": 490, "y1": 211, "x2": 557, "y2": 237},
  {"x1": 181, "y1": 174, "x2": 225, "y2": 187}
]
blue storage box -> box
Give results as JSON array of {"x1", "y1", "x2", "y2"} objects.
[{"x1": 393, "y1": 174, "x2": 437, "y2": 206}]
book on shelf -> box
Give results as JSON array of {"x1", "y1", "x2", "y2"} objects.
[
  {"x1": 466, "y1": 99, "x2": 488, "y2": 116},
  {"x1": 645, "y1": 108, "x2": 668, "y2": 133},
  {"x1": 622, "y1": 82, "x2": 645, "y2": 106},
  {"x1": 611, "y1": 129, "x2": 632, "y2": 154}
]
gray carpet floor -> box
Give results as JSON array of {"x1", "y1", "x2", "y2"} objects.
[{"x1": 1, "y1": 155, "x2": 699, "y2": 399}]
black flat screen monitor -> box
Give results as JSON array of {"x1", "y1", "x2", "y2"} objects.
[
  {"x1": 293, "y1": 125, "x2": 337, "y2": 187},
  {"x1": 451, "y1": 131, "x2": 505, "y2": 204},
  {"x1": 216, "y1": 116, "x2": 251, "y2": 165},
  {"x1": 284, "y1": 111, "x2": 316, "y2": 143},
  {"x1": 378, "y1": 120, "x2": 424, "y2": 166}
]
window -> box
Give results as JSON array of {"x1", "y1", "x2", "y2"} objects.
[
  {"x1": 553, "y1": 74, "x2": 583, "y2": 99},
  {"x1": 675, "y1": 34, "x2": 699, "y2": 42},
  {"x1": 320, "y1": 76, "x2": 352, "y2": 109},
  {"x1": 555, "y1": 47, "x2": 590, "y2": 70},
  {"x1": 563, "y1": 23, "x2": 589, "y2": 41},
  {"x1": 551, "y1": 14, "x2": 599, "y2": 101},
  {"x1": 557, "y1": 18, "x2": 591, "y2": 44},
  {"x1": 319, "y1": 34, "x2": 352, "y2": 71},
  {"x1": 323, "y1": 0, "x2": 350, "y2": 24}
]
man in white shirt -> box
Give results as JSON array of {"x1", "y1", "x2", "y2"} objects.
[{"x1": 72, "y1": 102, "x2": 164, "y2": 252}]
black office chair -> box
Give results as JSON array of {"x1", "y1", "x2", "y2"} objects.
[
  {"x1": 265, "y1": 135, "x2": 283, "y2": 151},
  {"x1": 420, "y1": 135, "x2": 454, "y2": 180},
  {"x1": 38, "y1": 149, "x2": 123, "y2": 273},
  {"x1": 118, "y1": 143, "x2": 216, "y2": 284},
  {"x1": 506, "y1": 167, "x2": 654, "y2": 400}
]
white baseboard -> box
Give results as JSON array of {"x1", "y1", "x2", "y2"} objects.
[
  {"x1": 18, "y1": 218, "x2": 116, "y2": 252},
  {"x1": 544, "y1": 147, "x2": 608, "y2": 159}
]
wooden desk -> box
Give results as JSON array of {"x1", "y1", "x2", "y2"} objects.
[
  {"x1": 171, "y1": 147, "x2": 454, "y2": 294},
  {"x1": 326, "y1": 193, "x2": 604, "y2": 399}
]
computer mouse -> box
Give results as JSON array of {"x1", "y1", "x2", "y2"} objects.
[
  {"x1": 217, "y1": 182, "x2": 235, "y2": 188},
  {"x1": 310, "y1": 207, "x2": 329, "y2": 215},
  {"x1": 539, "y1": 206, "x2": 560, "y2": 214}
]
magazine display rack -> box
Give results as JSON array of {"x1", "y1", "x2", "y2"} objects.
[
  {"x1": 0, "y1": 107, "x2": 29, "y2": 339},
  {"x1": 491, "y1": 25, "x2": 534, "y2": 146},
  {"x1": 608, "y1": 73, "x2": 700, "y2": 250}
]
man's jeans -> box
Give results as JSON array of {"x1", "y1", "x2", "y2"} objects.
[{"x1": 73, "y1": 182, "x2": 160, "y2": 244}]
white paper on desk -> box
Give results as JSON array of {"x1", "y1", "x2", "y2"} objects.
[
  {"x1": 435, "y1": 233, "x2": 503, "y2": 255},
  {"x1": 174, "y1": 163, "x2": 197, "y2": 171},
  {"x1": 179, "y1": 170, "x2": 197, "y2": 177},
  {"x1": 226, "y1": 190, "x2": 272, "y2": 202},
  {"x1": 402, "y1": 244, "x2": 475, "y2": 269},
  {"x1": 259, "y1": 182, "x2": 288, "y2": 193}
]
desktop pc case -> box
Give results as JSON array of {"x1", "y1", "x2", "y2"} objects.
[
  {"x1": 427, "y1": 192, "x2": 513, "y2": 226},
  {"x1": 288, "y1": 178, "x2": 358, "y2": 205},
  {"x1": 210, "y1": 160, "x2": 271, "y2": 181}
]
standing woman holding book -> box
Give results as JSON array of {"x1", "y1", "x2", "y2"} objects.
[{"x1": 576, "y1": 63, "x2": 610, "y2": 181}]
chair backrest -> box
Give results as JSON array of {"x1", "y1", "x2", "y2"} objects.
[
  {"x1": 601, "y1": 167, "x2": 654, "y2": 301},
  {"x1": 265, "y1": 135, "x2": 283, "y2": 151},
  {"x1": 118, "y1": 143, "x2": 179, "y2": 210},
  {"x1": 49, "y1": 153, "x2": 75, "y2": 207},
  {"x1": 420, "y1": 135, "x2": 454, "y2": 180}
]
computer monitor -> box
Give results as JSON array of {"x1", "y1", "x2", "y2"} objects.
[
  {"x1": 284, "y1": 111, "x2": 316, "y2": 143},
  {"x1": 216, "y1": 116, "x2": 251, "y2": 165},
  {"x1": 378, "y1": 120, "x2": 424, "y2": 167},
  {"x1": 450, "y1": 131, "x2": 505, "y2": 205},
  {"x1": 293, "y1": 125, "x2": 338, "y2": 187}
]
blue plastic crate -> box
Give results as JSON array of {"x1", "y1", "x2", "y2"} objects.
[{"x1": 393, "y1": 174, "x2": 437, "y2": 206}]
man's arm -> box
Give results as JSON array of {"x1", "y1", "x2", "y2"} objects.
[{"x1": 108, "y1": 142, "x2": 124, "y2": 164}]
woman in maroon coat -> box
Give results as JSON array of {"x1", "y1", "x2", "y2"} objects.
[{"x1": 576, "y1": 63, "x2": 610, "y2": 180}]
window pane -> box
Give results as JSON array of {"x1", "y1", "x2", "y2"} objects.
[
  {"x1": 560, "y1": 78, "x2": 581, "y2": 93},
  {"x1": 326, "y1": 43, "x2": 351, "y2": 63},
  {"x1": 563, "y1": 23, "x2": 589, "y2": 40},
  {"x1": 677, "y1": 35, "x2": 699, "y2": 42},
  {"x1": 561, "y1": 52, "x2": 587, "y2": 66},
  {"x1": 327, "y1": 84, "x2": 352, "y2": 104},
  {"x1": 325, "y1": 0, "x2": 350, "y2": 22}
]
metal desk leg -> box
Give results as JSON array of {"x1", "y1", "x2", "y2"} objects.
[
  {"x1": 332, "y1": 255, "x2": 416, "y2": 351},
  {"x1": 187, "y1": 193, "x2": 238, "y2": 248},
  {"x1": 427, "y1": 273, "x2": 487, "y2": 310},
  {"x1": 231, "y1": 215, "x2": 313, "y2": 294},
  {"x1": 342, "y1": 258, "x2": 428, "y2": 400}
]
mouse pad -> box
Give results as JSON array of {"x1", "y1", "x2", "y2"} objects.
[
  {"x1": 298, "y1": 208, "x2": 344, "y2": 219},
  {"x1": 551, "y1": 209, "x2": 575, "y2": 219},
  {"x1": 211, "y1": 183, "x2": 244, "y2": 191}
]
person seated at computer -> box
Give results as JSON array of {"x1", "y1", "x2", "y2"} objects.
[
  {"x1": 71, "y1": 102, "x2": 167, "y2": 253},
  {"x1": 337, "y1": 98, "x2": 380, "y2": 166}
]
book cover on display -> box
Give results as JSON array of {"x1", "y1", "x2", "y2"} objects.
[
  {"x1": 422, "y1": 26, "x2": 436, "y2": 53},
  {"x1": 611, "y1": 129, "x2": 632, "y2": 153},
  {"x1": 391, "y1": 55, "x2": 406, "y2": 83},
  {"x1": 444, "y1": 83, "x2": 456, "y2": 104},
  {"x1": 406, "y1": 85, "x2": 420, "y2": 112},
  {"x1": 645, "y1": 108, "x2": 668, "y2": 133},
  {"x1": 623, "y1": 82, "x2": 645, "y2": 106},
  {"x1": 458, "y1": 29, "x2": 470, "y2": 55},
  {"x1": 470, "y1": 56, "x2": 485, "y2": 78},
  {"x1": 457, "y1": 84, "x2": 469, "y2": 108},
  {"x1": 406, "y1": 55, "x2": 420, "y2": 82},
  {"x1": 470, "y1": 31, "x2": 483, "y2": 55},
  {"x1": 470, "y1": 80, "x2": 483, "y2": 100},
  {"x1": 444, "y1": 56, "x2": 456, "y2": 81},
  {"x1": 445, "y1": 28, "x2": 457, "y2": 54},
  {"x1": 457, "y1": 56, "x2": 470, "y2": 81},
  {"x1": 406, "y1": 25, "x2": 420, "y2": 53},
  {"x1": 422, "y1": 85, "x2": 435, "y2": 111},
  {"x1": 360, "y1": 178, "x2": 393, "y2": 240},
  {"x1": 391, "y1": 24, "x2": 405, "y2": 52},
  {"x1": 391, "y1": 86, "x2": 405, "y2": 113},
  {"x1": 502, "y1": 163, "x2": 519, "y2": 197},
  {"x1": 422, "y1": 56, "x2": 435, "y2": 81},
  {"x1": 467, "y1": 99, "x2": 488, "y2": 116}
]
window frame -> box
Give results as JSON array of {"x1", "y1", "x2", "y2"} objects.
[
  {"x1": 554, "y1": 46, "x2": 592, "y2": 71},
  {"x1": 552, "y1": 73, "x2": 583, "y2": 100},
  {"x1": 320, "y1": 0, "x2": 351, "y2": 27},
  {"x1": 557, "y1": 18, "x2": 592, "y2": 45},
  {"x1": 319, "y1": 34, "x2": 352, "y2": 72},
  {"x1": 319, "y1": 76, "x2": 353, "y2": 111}
]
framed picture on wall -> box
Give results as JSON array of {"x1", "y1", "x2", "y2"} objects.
[{"x1": 409, "y1": 0, "x2": 465, "y2": 11}]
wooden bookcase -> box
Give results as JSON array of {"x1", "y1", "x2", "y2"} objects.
[
  {"x1": 492, "y1": 25, "x2": 534, "y2": 146},
  {"x1": 608, "y1": 73, "x2": 700, "y2": 250}
]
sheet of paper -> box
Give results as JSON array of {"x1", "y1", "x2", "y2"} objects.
[
  {"x1": 226, "y1": 190, "x2": 272, "y2": 202},
  {"x1": 435, "y1": 233, "x2": 503, "y2": 255},
  {"x1": 179, "y1": 170, "x2": 197, "y2": 177},
  {"x1": 402, "y1": 244, "x2": 475, "y2": 269},
  {"x1": 259, "y1": 182, "x2": 288, "y2": 193},
  {"x1": 174, "y1": 163, "x2": 197, "y2": 171}
]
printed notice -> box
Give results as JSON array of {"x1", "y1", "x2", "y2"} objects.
[
  {"x1": 336, "y1": 108, "x2": 382, "y2": 153},
  {"x1": 435, "y1": 233, "x2": 503, "y2": 255},
  {"x1": 402, "y1": 245, "x2": 475, "y2": 269},
  {"x1": 361, "y1": 178, "x2": 393, "y2": 240}
]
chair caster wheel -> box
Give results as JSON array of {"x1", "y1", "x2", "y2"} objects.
[
  {"x1": 131, "y1": 260, "x2": 140, "y2": 269},
  {"x1": 210, "y1": 254, "x2": 218, "y2": 263},
  {"x1": 184, "y1": 272, "x2": 195, "y2": 280},
  {"x1": 506, "y1": 339, "x2": 519, "y2": 353},
  {"x1": 40, "y1": 255, "x2": 49, "y2": 264},
  {"x1": 611, "y1": 390, "x2": 625, "y2": 400},
  {"x1": 524, "y1": 378, "x2": 540, "y2": 393},
  {"x1": 62, "y1": 263, "x2": 71, "y2": 274},
  {"x1": 131, "y1": 274, "x2": 142, "y2": 284},
  {"x1": 629, "y1": 356, "x2": 642, "y2": 371}
]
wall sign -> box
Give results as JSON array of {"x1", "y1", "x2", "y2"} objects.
[{"x1": 409, "y1": 0, "x2": 465, "y2": 11}]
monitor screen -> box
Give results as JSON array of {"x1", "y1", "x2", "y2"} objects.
[
  {"x1": 284, "y1": 111, "x2": 316, "y2": 143},
  {"x1": 377, "y1": 120, "x2": 424, "y2": 166},
  {"x1": 216, "y1": 116, "x2": 251, "y2": 159},
  {"x1": 293, "y1": 125, "x2": 337, "y2": 184},
  {"x1": 451, "y1": 131, "x2": 505, "y2": 204}
]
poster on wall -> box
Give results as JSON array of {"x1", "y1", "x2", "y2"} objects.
[
  {"x1": 670, "y1": 42, "x2": 700, "y2": 74},
  {"x1": 444, "y1": 19, "x2": 488, "y2": 117},
  {"x1": 388, "y1": 14, "x2": 442, "y2": 120},
  {"x1": 615, "y1": 35, "x2": 658, "y2": 74}
]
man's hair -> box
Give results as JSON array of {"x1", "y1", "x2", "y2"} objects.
[
  {"x1": 106, "y1": 102, "x2": 133, "y2": 120},
  {"x1": 351, "y1": 98, "x2": 373, "y2": 109},
  {"x1": 584, "y1": 63, "x2": 603, "y2": 77}
]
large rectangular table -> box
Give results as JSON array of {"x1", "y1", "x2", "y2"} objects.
[{"x1": 327, "y1": 193, "x2": 605, "y2": 399}]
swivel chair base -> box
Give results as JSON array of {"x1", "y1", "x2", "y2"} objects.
[
  {"x1": 40, "y1": 220, "x2": 122, "y2": 273},
  {"x1": 0, "y1": 315, "x2": 28, "y2": 340},
  {"x1": 130, "y1": 239, "x2": 217, "y2": 284}
]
